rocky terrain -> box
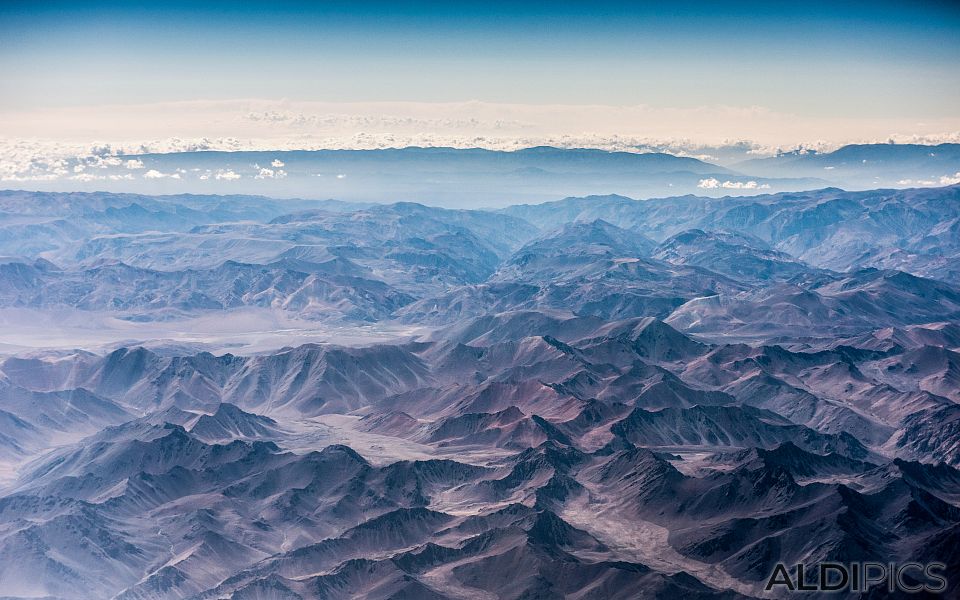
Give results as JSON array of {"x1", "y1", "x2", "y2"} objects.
[{"x1": 0, "y1": 184, "x2": 958, "y2": 598}]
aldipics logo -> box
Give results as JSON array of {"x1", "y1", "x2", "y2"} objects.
[{"x1": 765, "y1": 563, "x2": 948, "y2": 594}]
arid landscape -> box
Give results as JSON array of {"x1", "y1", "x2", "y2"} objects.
[{"x1": 1, "y1": 171, "x2": 959, "y2": 598}]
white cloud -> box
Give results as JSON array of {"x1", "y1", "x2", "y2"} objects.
[
  {"x1": 697, "y1": 178, "x2": 719, "y2": 188},
  {"x1": 66, "y1": 170, "x2": 132, "y2": 182},
  {"x1": 754, "y1": 141, "x2": 833, "y2": 157},
  {"x1": 896, "y1": 174, "x2": 960, "y2": 187},
  {"x1": 698, "y1": 178, "x2": 769, "y2": 190},
  {"x1": 726, "y1": 180, "x2": 769, "y2": 189},
  {"x1": 96, "y1": 156, "x2": 123, "y2": 168},
  {"x1": 254, "y1": 165, "x2": 287, "y2": 179},
  {"x1": 143, "y1": 169, "x2": 180, "y2": 179},
  {"x1": 215, "y1": 169, "x2": 241, "y2": 180},
  {"x1": 940, "y1": 172, "x2": 960, "y2": 186},
  {"x1": 69, "y1": 173, "x2": 102, "y2": 182},
  {"x1": 124, "y1": 159, "x2": 145, "y2": 169},
  {"x1": 271, "y1": 159, "x2": 285, "y2": 168},
  {"x1": 896, "y1": 178, "x2": 939, "y2": 186},
  {"x1": 885, "y1": 132, "x2": 960, "y2": 145}
]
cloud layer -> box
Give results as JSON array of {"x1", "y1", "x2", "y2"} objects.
[
  {"x1": 1, "y1": 99, "x2": 959, "y2": 186},
  {"x1": 1, "y1": 98, "x2": 959, "y2": 177}
]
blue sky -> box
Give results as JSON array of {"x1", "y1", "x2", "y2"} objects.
[
  {"x1": 3, "y1": 1, "x2": 958, "y2": 114},
  {"x1": 0, "y1": 0, "x2": 958, "y2": 160}
]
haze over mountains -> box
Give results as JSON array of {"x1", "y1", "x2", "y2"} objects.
[
  {"x1": 0, "y1": 175, "x2": 959, "y2": 598},
  {"x1": 13, "y1": 143, "x2": 960, "y2": 207}
]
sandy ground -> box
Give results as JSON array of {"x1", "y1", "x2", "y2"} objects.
[{"x1": 0, "y1": 307, "x2": 429, "y2": 356}]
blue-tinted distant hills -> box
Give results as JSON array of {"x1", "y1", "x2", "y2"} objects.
[
  {"x1": 19, "y1": 146, "x2": 824, "y2": 207},
  {"x1": 733, "y1": 143, "x2": 960, "y2": 187},
  {"x1": 16, "y1": 144, "x2": 960, "y2": 206},
  {"x1": 125, "y1": 146, "x2": 755, "y2": 207},
  {"x1": 135, "y1": 146, "x2": 735, "y2": 175}
]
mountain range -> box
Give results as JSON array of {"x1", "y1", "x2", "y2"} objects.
[
  {"x1": 0, "y1": 181, "x2": 959, "y2": 598},
  {"x1": 19, "y1": 143, "x2": 960, "y2": 206}
]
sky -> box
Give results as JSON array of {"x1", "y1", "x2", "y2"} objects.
[{"x1": 0, "y1": 0, "x2": 959, "y2": 174}]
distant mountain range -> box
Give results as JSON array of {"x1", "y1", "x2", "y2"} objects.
[
  {"x1": 734, "y1": 143, "x2": 960, "y2": 188},
  {"x1": 109, "y1": 146, "x2": 786, "y2": 206},
  {"x1": 13, "y1": 143, "x2": 960, "y2": 206}
]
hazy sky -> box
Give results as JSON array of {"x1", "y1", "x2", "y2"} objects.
[{"x1": 1, "y1": 0, "x2": 959, "y2": 155}]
